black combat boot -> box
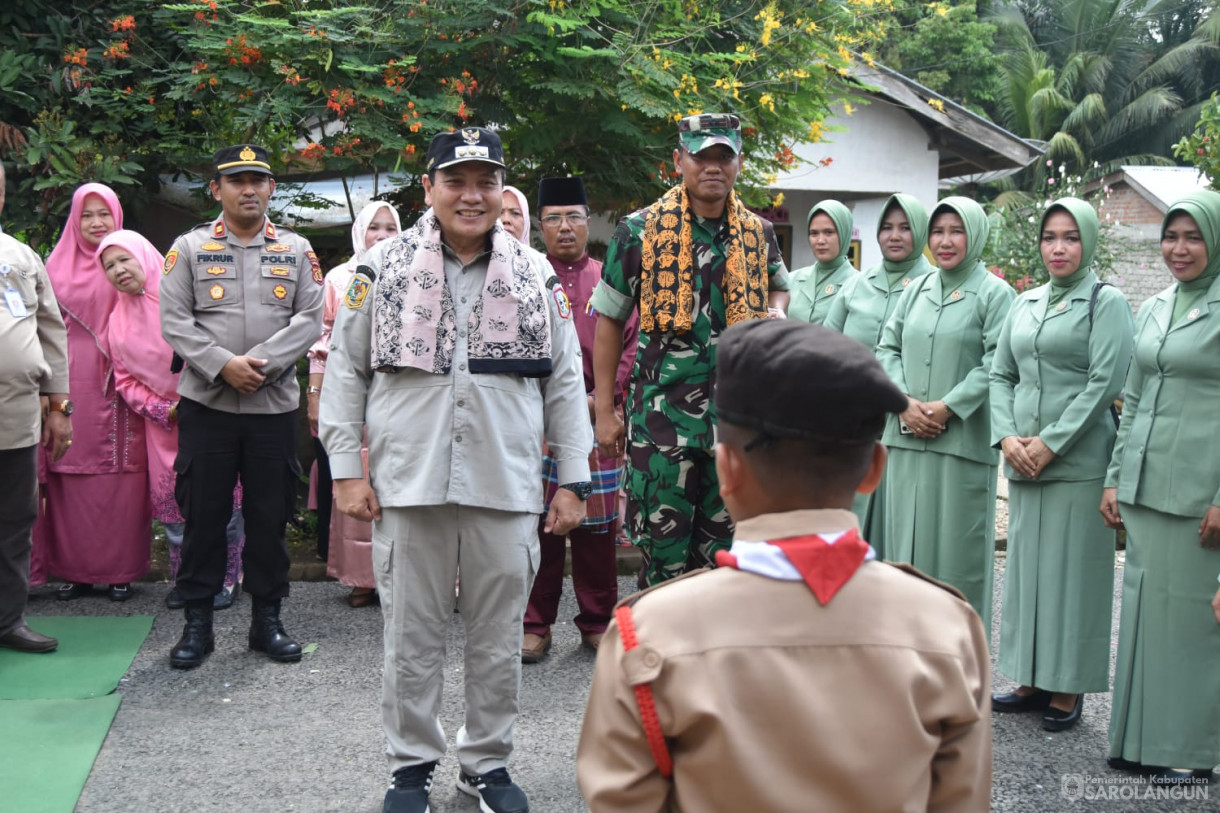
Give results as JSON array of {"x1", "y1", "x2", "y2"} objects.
[
  {"x1": 169, "y1": 600, "x2": 214, "y2": 669},
  {"x1": 248, "y1": 597, "x2": 302, "y2": 662}
]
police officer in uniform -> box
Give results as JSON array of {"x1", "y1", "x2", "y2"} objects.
[
  {"x1": 0, "y1": 160, "x2": 73, "y2": 653},
  {"x1": 159, "y1": 145, "x2": 323, "y2": 669}
]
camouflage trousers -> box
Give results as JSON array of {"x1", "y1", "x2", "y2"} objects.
[{"x1": 626, "y1": 442, "x2": 734, "y2": 587}]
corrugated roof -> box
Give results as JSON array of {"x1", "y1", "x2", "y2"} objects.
[{"x1": 1122, "y1": 165, "x2": 1211, "y2": 210}]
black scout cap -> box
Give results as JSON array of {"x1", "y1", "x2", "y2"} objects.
[
  {"x1": 537, "y1": 176, "x2": 588, "y2": 211},
  {"x1": 425, "y1": 126, "x2": 506, "y2": 173},
  {"x1": 213, "y1": 144, "x2": 273, "y2": 176},
  {"x1": 715, "y1": 320, "x2": 907, "y2": 444}
]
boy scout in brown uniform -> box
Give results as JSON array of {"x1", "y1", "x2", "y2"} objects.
[
  {"x1": 577, "y1": 321, "x2": 992, "y2": 812},
  {"x1": 159, "y1": 144, "x2": 323, "y2": 669},
  {"x1": 0, "y1": 207, "x2": 73, "y2": 654}
]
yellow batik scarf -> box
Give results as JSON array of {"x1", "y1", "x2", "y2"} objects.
[{"x1": 639, "y1": 185, "x2": 770, "y2": 334}]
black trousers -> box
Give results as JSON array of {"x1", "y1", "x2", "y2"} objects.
[
  {"x1": 0, "y1": 445, "x2": 38, "y2": 636},
  {"x1": 174, "y1": 399, "x2": 299, "y2": 602},
  {"x1": 312, "y1": 436, "x2": 332, "y2": 561}
]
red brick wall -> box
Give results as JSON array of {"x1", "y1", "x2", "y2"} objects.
[{"x1": 1098, "y1": 182, "x2": 1164, "y2": 228}]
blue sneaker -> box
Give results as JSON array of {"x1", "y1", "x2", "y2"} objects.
[
  {"x1": 456, "y1": 767, "x2": 529, "y2": 813},
  {"x1": 383, "y1": 761, "x2": 436, "y2": 813}
]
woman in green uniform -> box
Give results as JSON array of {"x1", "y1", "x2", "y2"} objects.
[
  {"x1": 1101, "y1": 189, "x2": 1220, "y2": 783},
  {"x1": 788, "y1": 200, "x2": 854, "y2": 325},
  {"x1": 824, "y1": 194, "x2": 934, "y2": 556},
  {"x1": 989, "y1": 198, "x2": 1133, "y2": 731},
  {"x1": 876, "y1": 197, "x2": 1015, "y2": 634}
]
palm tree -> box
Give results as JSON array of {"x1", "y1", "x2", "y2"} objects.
[{"x1": 989, "y1": 0, "x2": 1219, "y2": 181}]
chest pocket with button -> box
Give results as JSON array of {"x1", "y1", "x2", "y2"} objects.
[
  {"x1": 260, "y1": 260, "x2": 298, "y2": 307},
  {"x1": 194, "y1": 264, "x2": 238, "y2": 310}
]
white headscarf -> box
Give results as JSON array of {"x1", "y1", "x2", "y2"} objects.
[
  {"x1": 502, "y1": 185, "x2": 531, "y2": 246},
  {"x1": 350, "y1": 200, "x2": 403, "y2": 265}
]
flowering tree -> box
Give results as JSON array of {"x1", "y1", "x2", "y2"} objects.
[
  {"x1": 986, "y1": 159, "x2": 1136, "y2": 291},
  {"x1": 1, "y1": 0, "x2": 888, "y2": 249},
  {"x1": 1173, "y1": 92, "x2": 1220, "y2": 190}
]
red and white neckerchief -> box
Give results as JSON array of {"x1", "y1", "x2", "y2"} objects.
[{"x1": 715, "y1": 530, "x2": 875, "y2": 605}]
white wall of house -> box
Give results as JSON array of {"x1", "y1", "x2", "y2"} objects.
[{"x1": 771, "y1": 100, "x2": 941, "y2": 272}]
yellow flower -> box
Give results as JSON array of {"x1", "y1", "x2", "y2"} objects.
[
  {"x1": 844, "y1": 102, "x2": 854, "y2": 116},
  {"x1": 927, "y1": 98, "x2": 945, "y2": 112},
  {"x1": 772, "y1": 192, "x2": 785, "y2": 208}
]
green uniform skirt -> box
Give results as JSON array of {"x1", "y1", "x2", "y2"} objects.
[
  {"x1": 1109, "y1": 502, "x2": 1220, "y2": 770},
  {"x1": 885, "y1": 448, "x2": 996, "y2": 634},
  {"x1": 998, "y1": 478, "x2": 1115, "y2": 693},
  {"x1": 853, "y1": 477, "x2": 886, "y2": 561}
]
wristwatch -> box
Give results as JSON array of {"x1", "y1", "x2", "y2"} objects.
[
  {"x1": 559, "y1": 481, "x2": 593, "y2": 501},
  {"x1": 49, "y1": 398, "x2": 75, "y2": 417},
  {"x1": 306, "y1": 386, "x2": 323, "y2": 395}
]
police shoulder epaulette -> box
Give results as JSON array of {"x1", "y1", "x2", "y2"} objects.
[
  {"x1": 884, "y1": 561, "x2": 969, "y2": 602},
  {"x1": 272, "y1": 222, "x2": 296, "y2": 234},
  {"x1": 185, "y1": 221, "x2": 213, "y2": 236}
]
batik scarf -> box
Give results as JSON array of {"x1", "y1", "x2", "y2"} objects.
[
  {"x1": 371, "y1": 209, "x2": 552, "y2": 376},
  {"x1": 638, "y1": 184, "x2": 769, "y2": 334}
]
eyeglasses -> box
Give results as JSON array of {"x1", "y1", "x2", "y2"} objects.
[{"x1": 540, "y1": 213, "x2": 589, "y2": 227}]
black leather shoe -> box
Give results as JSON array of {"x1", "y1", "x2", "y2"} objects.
[
  {"x1": 1042, "y1": 693, "x2": 1083, "y2": 731},
  {"x1": 383, "y1": 761, "x2": 437, "y2": 813},
  {"x1": 991, "y1": 688, "x2": 1052, "y2": 713},
  {"x1": 0, "y1": 623, "x2": 58, "y2": 653},
  {"x1": 248, "y1": 598, "x2": 302, "y2": 663},
  {"x1": 165, "y1": 587, "x2": 185, "y2": 610},
  {"x1": 213, "y1": 582, "x2": 240, "y2": 611},
  {"x1": 1150, "y1": 768, "x2": 1213, "y2": 785},
  {"x1": 108, "y1": 583, "x2": 133, "y2": 602},
  {"x1": 1107, "y1": 756, "x2": 1159, "y2": 775},
  {"x1": 170, "y1": 602, "x2": 214, "y2": 670},
  {"x1": 457, "y1": 767, "x2": 529, "y2": 813},
  {"x1": 57, "y1": 582, "x2": 92, "y2": 601}
]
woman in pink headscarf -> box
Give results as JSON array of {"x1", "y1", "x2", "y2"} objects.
[
  {"x1": 97, "y1": 230, "x2": 246, "y2": 610},
  {"x1": 38, "y1": 184, "x2": 151, "y2": 602},
  {"x1": 307, "y1": 200, "x2": 401, "y2": 607}
]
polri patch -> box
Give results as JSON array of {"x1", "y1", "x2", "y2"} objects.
[
  {"x1": 201, "y1": 241, "x2": 225, "y2": 251},
  {"x1": 209, "y1": 283, "x2": 225, "y2": 300},
  {"x1": 272, "y1": 284, "x2": 288, "y2": 300},
  {"x1": 163, "y1": 249, "x2": 179, "y2": 275},
  {"x1": 307, "y1": 250, "x2": 323, "y2": 285},
  {"x1": 552, "y1": 286, "x2": 572, "y2": 320},
  {"x1": 344, "y1": 276, "x2": 370, "y2": 310}
]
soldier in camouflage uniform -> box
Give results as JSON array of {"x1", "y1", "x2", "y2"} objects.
[{"x1": 590, "y1": 113, "x2": 790, "y2": 585}]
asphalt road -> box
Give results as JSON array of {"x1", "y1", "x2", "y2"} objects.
[{"x1": 26, "y1": 553, "x2": 1215, "y2": 812}]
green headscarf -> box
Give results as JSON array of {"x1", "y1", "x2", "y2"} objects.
[
  {"x1": 929, "y1": 196, "x2": 990, "y2": 279},
  {"x1": 1040, "y1": 197, "x2": 1099, "y2": 300},
  {"x1": 1164, "y1": 189, "x2": 1220, "y2": 323},
  {"x1": 807, "y1": 199, "x2": 853, "y2": 278},
  {"x1": 878, "y1": 193, "x2": 929, "y2": 276}
]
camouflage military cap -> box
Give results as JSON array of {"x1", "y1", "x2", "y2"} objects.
[{"x1": 678, "y1": 113, "x2": 742, "y2": 155}]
